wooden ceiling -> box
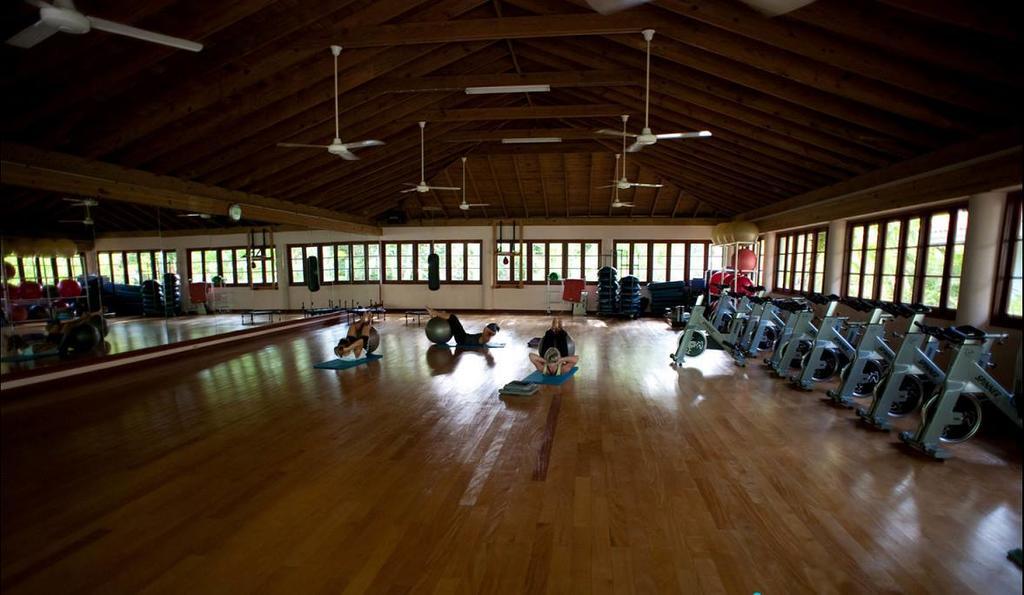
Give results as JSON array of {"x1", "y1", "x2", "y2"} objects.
[{"x1": 1, "y1": 0, "x2": 1020, "y2": 230}]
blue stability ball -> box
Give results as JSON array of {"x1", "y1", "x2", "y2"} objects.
[{"x1": 425, "y1": 317, "x2": 454, "y2": 344}]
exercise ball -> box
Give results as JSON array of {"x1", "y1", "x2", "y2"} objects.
[
  {"x1": 28, "y1": 304, "x2": 48, "y2": 319},
  {"x1": 19, "y1": 281, "x2": 42, "y2": 300},
  {"x1": 42, "y1": 284, "x2": 58, "y2": 298},
  {"x1": 11, "y1": 305, "x2": 28, "y2": 322},
  {"x1": 736, "y1": 248, "x2": 757, "y2": 271},
  {"x1": 211, "y1": 275, "x2": 224, "y2": 287},
  {"x1": 564, "y1": 335, "x2": 576, "y2": 357},
  {"x1": 61, "y1": 322, "x2": 102, "y2": 358},
  {"x1": 2, "y1": 261, "x2": 14, "y2": 281},
  {"x1": 4, "y1": 283, "x2": 21, "y2": 299},
  {"x1": 733, "y1": 221, "x2": 759, "y2": 243},
  {"x1": 86, "y1": 315, "x2": 109, "y2": 338},
  {"x1": 425, "y1": 317, "x2": 453, "y2": 344},
  {"x1": 365, "y1": 327, "x2": 380, "y2": 354},
  {"x1": 548, "y1": 271, "x2": 560, "y2": 282},
  {"x1": 58, "y1": 279, "x2": 82, "y2": 298}
]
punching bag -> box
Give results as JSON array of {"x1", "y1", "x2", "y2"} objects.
[
  {"x1": 305, "y1": 255, "x2": 321, "y2": 292},
  {"x1": 428, "y1": 253, "x2": 440, "y2": 291}
]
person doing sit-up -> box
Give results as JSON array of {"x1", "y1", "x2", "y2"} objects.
[
  {"x1": 425, "y1": 307, "x2": 499, "y2": 346},
  {"x1": 530, "y1": 317, "x2": 579, "y2": 375},
  {"x1": 334, "y1": 311, "x2": 374, "y2": 358}
]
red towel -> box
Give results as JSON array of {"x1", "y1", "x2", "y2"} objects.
[{"x1": 562, "y1": 278, "x2": 585, "y2": 302}]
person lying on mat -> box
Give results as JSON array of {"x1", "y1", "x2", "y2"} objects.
[
  {"x1": 334, "y1": 311, "x2": 374, "y2": 358},
  {"x1": 425, "y1": 306, "x2": 499, "y2": 346},
  {"x1": 529, "y1": 317, "x2": 579, "y2": 375}
]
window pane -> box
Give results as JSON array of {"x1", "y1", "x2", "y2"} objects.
[
  {"x1": 946, "y1": 277, "x2": 960, "y2": 310},
  {"x1": 906, "y1": 218, "x2": 921, "y2": 247},
  {"x1": 929, "y1": 213, "x2": 950, "y2": 245},
  {"x1": 434, "y1": 243, "x2": 447, "y2": 281},
  {"x1": 566, "y1": 243, "x2": 582, "y2": 280},
  {"x1": 450, "y1": 243, "x2": 465, "y2": 281},
  {"x1": 689, "y1": 243, "x2": 705, "y2": 280},
  {"x1": 548, "y1": 242, "x2": 563, "y2": 279},
  {"x1": 400, "y1": 243, "x2": 414, "y2": 281},
  {"x1": 367, "y1": 244, "x2": 380, "y2": 281},
  {"x1": 337, "y1": 245, "x2": 351, "y2": 282},
  {"x1": 384, "y1": 243, "x2": 398, "y2": 281},
  {"x1": 290, "y1": 247, "x2": 305, "y2": 284},
  {"x1": 321, "y1": 245, "x2": 335, "y2": 283},
  {"x1": 901, "y1": 275, "x2": 916, "y2": 303},
  {"x1": 615, "y1": 243, "x2": 630, "y2": 274},
  {"x1": 850, "y1": 225, "x2": 864, "y2": 250},
  {"x1": 879, "y1": 275, "x2": 897, "y2": 301},
  {"x1": 668, "y1": 243, "x2": 686, "y2": 281},
  {"x1": 98, "y1": 253, "x2": 112, "y2": 280},
  {"x1": 584, "y1": 242, "x2": 599, "y2": 282},
  {"x1": 709, "y1": 245, "x2": 724, "y2": 274},
  {"x1": 190, "y1": 251, "x2": 202, "y2": 283},
  {"x1": 922, "y1": 277, "x2": 942, "y2": 306},
  {"x1": 531, "y1": 243, "x2": 546, "y2": 281},
  {"x1": 234, "y1": 249, "x2": 249, "y2": 285},
  {"x1": 925, "y1": 246, "x2": 946, "y2": 276},
  {"x1": 220, "y1": 250, "x2": 235, "y2": 285},
  {"x1": 632, "y1": 242, "x2": 648, "y2": 282},
  {"x1": 651, "y1": 243, "x2": 668, "y2": 283},
  {"x1": 467, "y1": 243, "x2": 481, "y2": 281},
  {"x1": 417, "y1": 244, "x2": 431, "y2": 281}
]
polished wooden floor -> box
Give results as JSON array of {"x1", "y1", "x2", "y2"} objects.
[{"x1": 2, "y1": 315, "x2": 1021, "y2": 594}]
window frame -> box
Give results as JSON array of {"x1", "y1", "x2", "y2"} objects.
[
  {"x1": 287, "y1": 242, "x2": 383, "y2": 286},
  {"x1": 188, "y1": 246, "x2": 276, "y2": 288},
  {"x1": 613, "y1": 240, "x2": 717, "y2": 283},
  {"x1": 5, "y1": 254, "x2": 87, "y2": 286},
  {"x1": 774, "y1": 227, "x2": 828, "y2": 295},
  {"x1": 993, "y1": 192, "x2": 1023, "y2": 326},
  {"x1": 96, "y1": 250, "x2": 175, "y2": 285},
  {"x1": 524, "y1": 240, "x2": 602, "y2": 284},
  {"x1": 379, "y1": 240, "x2": 483, "y2": 285},
  {"x1": 843, "y1": 202, "x2": 968, "y2": 318}
]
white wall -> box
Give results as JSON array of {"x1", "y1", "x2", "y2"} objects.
[{"x1": 90, "y1": 223, "x2": 715, "y2": 312}]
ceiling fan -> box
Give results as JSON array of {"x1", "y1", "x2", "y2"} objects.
[
  {"x1": 401, "y1": 122, "x2": 462, "y2": 194},
  {"x1": 178, "y1": 212, "x2": 212, "y2": 219},
  {"x1": 6, "y1": 0, "x2": 203, "y2": 51},
  {"x1": 595, "y1": 29, "x2": 711, "y2": 152},
  {"x1": 599, "y1": 116, "x2": 664, "y2": 190},
  {"x1": 421, "y1": 157, "x2": 489, "y2": 212},
  {"x1": 58, "y1": 197, "x2": 97, "y2": 226},
  {"x1": 584, "y1": 0, "x2": 816, "y2": 17},
  {"x1": 610, "y1": 177, "x2": 634, "y2": 209},
  {"x1": 276, "y1": 46, "x2": 384, "y2": 160}
]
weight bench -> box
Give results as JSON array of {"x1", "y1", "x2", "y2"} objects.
[
  {"x1": 241, "y1": 310, "x2": 279, "y2": 325},
  {"x1": 404, "y1": 310, "x2": 429, "y2": 325}
]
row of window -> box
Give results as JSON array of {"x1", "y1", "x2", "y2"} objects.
[
  {"x1": 188, "y1": 247, "x2": 278, "y2": 287},
  {"x1": 3, "y1": 255, "x2": 87, "y2": 286},
  {"x1": 614, "y1": 241, "x2": 726, "y2": 283},
  {"x1": 775, "y1": 229, "x2": 828, "y2": 294},
  {"x1": 97, "y1": 250, "x2": 178, "y2": 286},
  {"x1": 495, "y1": 241, "x2": 602, "y2": 284}
]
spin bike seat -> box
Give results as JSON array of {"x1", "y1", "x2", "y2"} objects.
[
  {"x1": 806, "y1": 293, "x2": 829, "y2": 305},
  {"x1": 946, "y1": 325, "x2": 987, "y2": 343}
]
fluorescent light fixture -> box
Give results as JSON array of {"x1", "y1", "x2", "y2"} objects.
[
  {"x1": 500, "y1": 137, "x2": 563, "y2": 144},
  {"x1": 698, "y1": 130, "x2": 712, "y2": 137},
  {"x1": 465, "y1": 84, "x2": 551, "y2": 95}
]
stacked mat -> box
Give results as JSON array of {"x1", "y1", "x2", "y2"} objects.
[
  {"x1": 499, "y1": 380, "x2": 539, "y2": 397},
  {"x1": 163, "y1": 273, "x2": 182, "y2": 316},
  {"x1": 618, "y1": 275, "x2": 642, "y2": 318},
  {"x1": 141, "y1": 279, "x2": 165, "y2": 316},
  {"x1": 648, "y1": 280, "x2": 691, "y2": 315},
  {"x1": 597, "y1": 266, "x2": 619, "y2": 315}
]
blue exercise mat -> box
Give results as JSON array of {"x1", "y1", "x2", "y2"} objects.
[
  {"x1": 314, "y1": 353, "x2": 383, "y2": 369},
  {"x1": 1, "y1": 350, "x2": 60, "y2": 363},
  {"x1": 522, "y1": 366, "x2": 579, "y2": 385}
]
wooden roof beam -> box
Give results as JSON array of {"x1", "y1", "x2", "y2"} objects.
[{"x1": 0, "y1": 144, "x2": 381, "y2": 236}]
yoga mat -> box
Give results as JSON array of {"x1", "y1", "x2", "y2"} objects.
[
  {"x1": 1, "y1": 350, "x2": 60, "y2": 363},
  {"x1": 522, "y1": 366, "x2": 578, "y2": 385},
  {"x1": 314, "y1": 353, "x2": 383, "y2": 369}
]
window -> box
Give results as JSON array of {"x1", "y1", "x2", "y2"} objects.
[
  {"x1": 189, "y1": 247, "x2": 275, "y2": 287},
  {"x1": 525, "y1": 241, "x2": 602, "y2": 283},
  {"x1": 4, "y1": 254, "x2": 86, "y2": 286},
  {"x1": 496, "y1": 241, "x2": 523, "y2": 284},
  {"x1": 288, "y1": 242, "x2": 382, "y2": 285},
  {"x1": 614, "y1": 241, "x2": 717, "y2": 283},
  {"x1": 995, "y1": 193, "x2": 1023, "y2": 323},
  {"x1": 845, "y1": 204, "x2": 967, "y2": 314},
  {"x1": 775, "y1": 228, "x2": 827, "y2": 294},
  {"x1": 97, "y1": 251, "x2": 175, "y2": 285},
  {"x1": 373, "y1": 241, "x2": 482, "y2": 284}
]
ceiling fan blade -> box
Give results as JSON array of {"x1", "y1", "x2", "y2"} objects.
[
  {"x1": 737, "y1": 0, "x2": 816, "y2": 17},
  {"x1": 467, "y1": 203, "x2": 490, "y2": 207},
  {"x1": 336, "y1": 148, "x2": 359, "y2": 161},
  {"x1": 277, "y1": 142, "x2": 328, "y2": 149},
  {"x1": 612, "y1": 202, "x2": 635, "y2": 208},
  {"x1": 632, "y1": 183, "x2": 663, "y2": 188},
  {"x1": 584, "y1": 0, "x2": 648, "y2": 15},
  {"x1": 427, "y1": 186, "x2": 461, "y2": 191},
  {"x1": 625, "y1": 141, "x2": 645, "y2": 153},
  {"x1": 87, "y1": 17, "x2": 203, "y2": 52},
  {"x1": 400, "y1": 188, "x2": 419, "y2": 193},
  {"x1": 597, "y1": 184, "x2": 616, "y2": 189},
  {"x1": 655, "y1": 131, "x2": 712, "y2": 139},
  {"x1": 6, "y1": 20, "x2": 59, "y2": 48},
  {"x1": 595, "y1": 128, "x2": 635, "y2": 137},
  {"x1": 421, "y1": 206, "x2": 444, "y2": 211},
  {"x1": 344, "y1": 139, "x2": 385, "y2": 149}
]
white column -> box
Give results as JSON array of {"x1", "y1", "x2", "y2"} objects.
[
  {"x1": 956, "y1": 191, "x2": 1006, "y2": 327},
  {"x1": 762, "y1": 231, "x2": 776, "y2": 291},
  {"x1": 824, "y1": 218, "x2": 848, "y2": 295}
]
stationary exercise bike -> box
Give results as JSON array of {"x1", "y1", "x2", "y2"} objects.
[
  {"x1": 764, "y1": 297, "x2": 817, "y2": 376},
  {"x1": 732, "y1": 295, "x2": 783, "y2": 366},
  {"x1": 790, "y1": 294, "x2": 859, "y2": 390},
  {"x1": 825, "y1": 299, "x2": 898, "y2": 407},
  {"x1": 899, "y1": 325, "x2": 1022, "y2": 459},
  {"x1": 670, "y1": 288, "x2": 760, "y2": 364},
  {"x1": 856, "y1": 307, "x2": 943, "y2": 430}
]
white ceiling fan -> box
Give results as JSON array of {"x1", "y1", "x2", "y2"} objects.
[
  {"x1": 6, "y1": 0, "x2": 203, "y2": 51},
  {"x1": 58, "y1": 197, "x2": 97, "y2": 226},
  {"x1": 277, "y1": 46, "x2": 384, "y2": 161},
  {"x1": 584, "y1": 0, "x2": 816, "y2": 17},
  {"x1": 401, "y1": 122, "x2": 462, "y2": 194},
  {"x1": 456, "y1": 157, "x2": 489, "y2": 211},
  {"x1": 595, "y1": 29, "x2": 711, "y2": 152},
  {"x1": 610, "y1": 177, "x2": 634, "y2": 209},
  {"x1": 599, "y1": 116, "x2": 664, "y2": 190}
]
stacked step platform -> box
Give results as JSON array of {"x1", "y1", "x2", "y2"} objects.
[
  {"x1": 596, "y1": 266, "x2": 619, "y2": 315},
  {"x1": 618, "y1": 275, "x2": 642, "y2": 318}
]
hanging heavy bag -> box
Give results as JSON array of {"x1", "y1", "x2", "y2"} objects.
[
  {"x1": 428, "y1": 253, "x2": 440, "y2": 291},
  {"x1": 305, "y1": 255, "x2": 321, "y2": 292}
]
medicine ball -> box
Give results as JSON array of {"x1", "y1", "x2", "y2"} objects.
[
  {"x1": 425, "y1": 317, "x2": 453, "y2": 344},
  {"x1": 365, "y1": 327, "x2": 380, "y2": 354},
  {"x1": 60, "y1": 322, "x2": 101, "y2": 358}
]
